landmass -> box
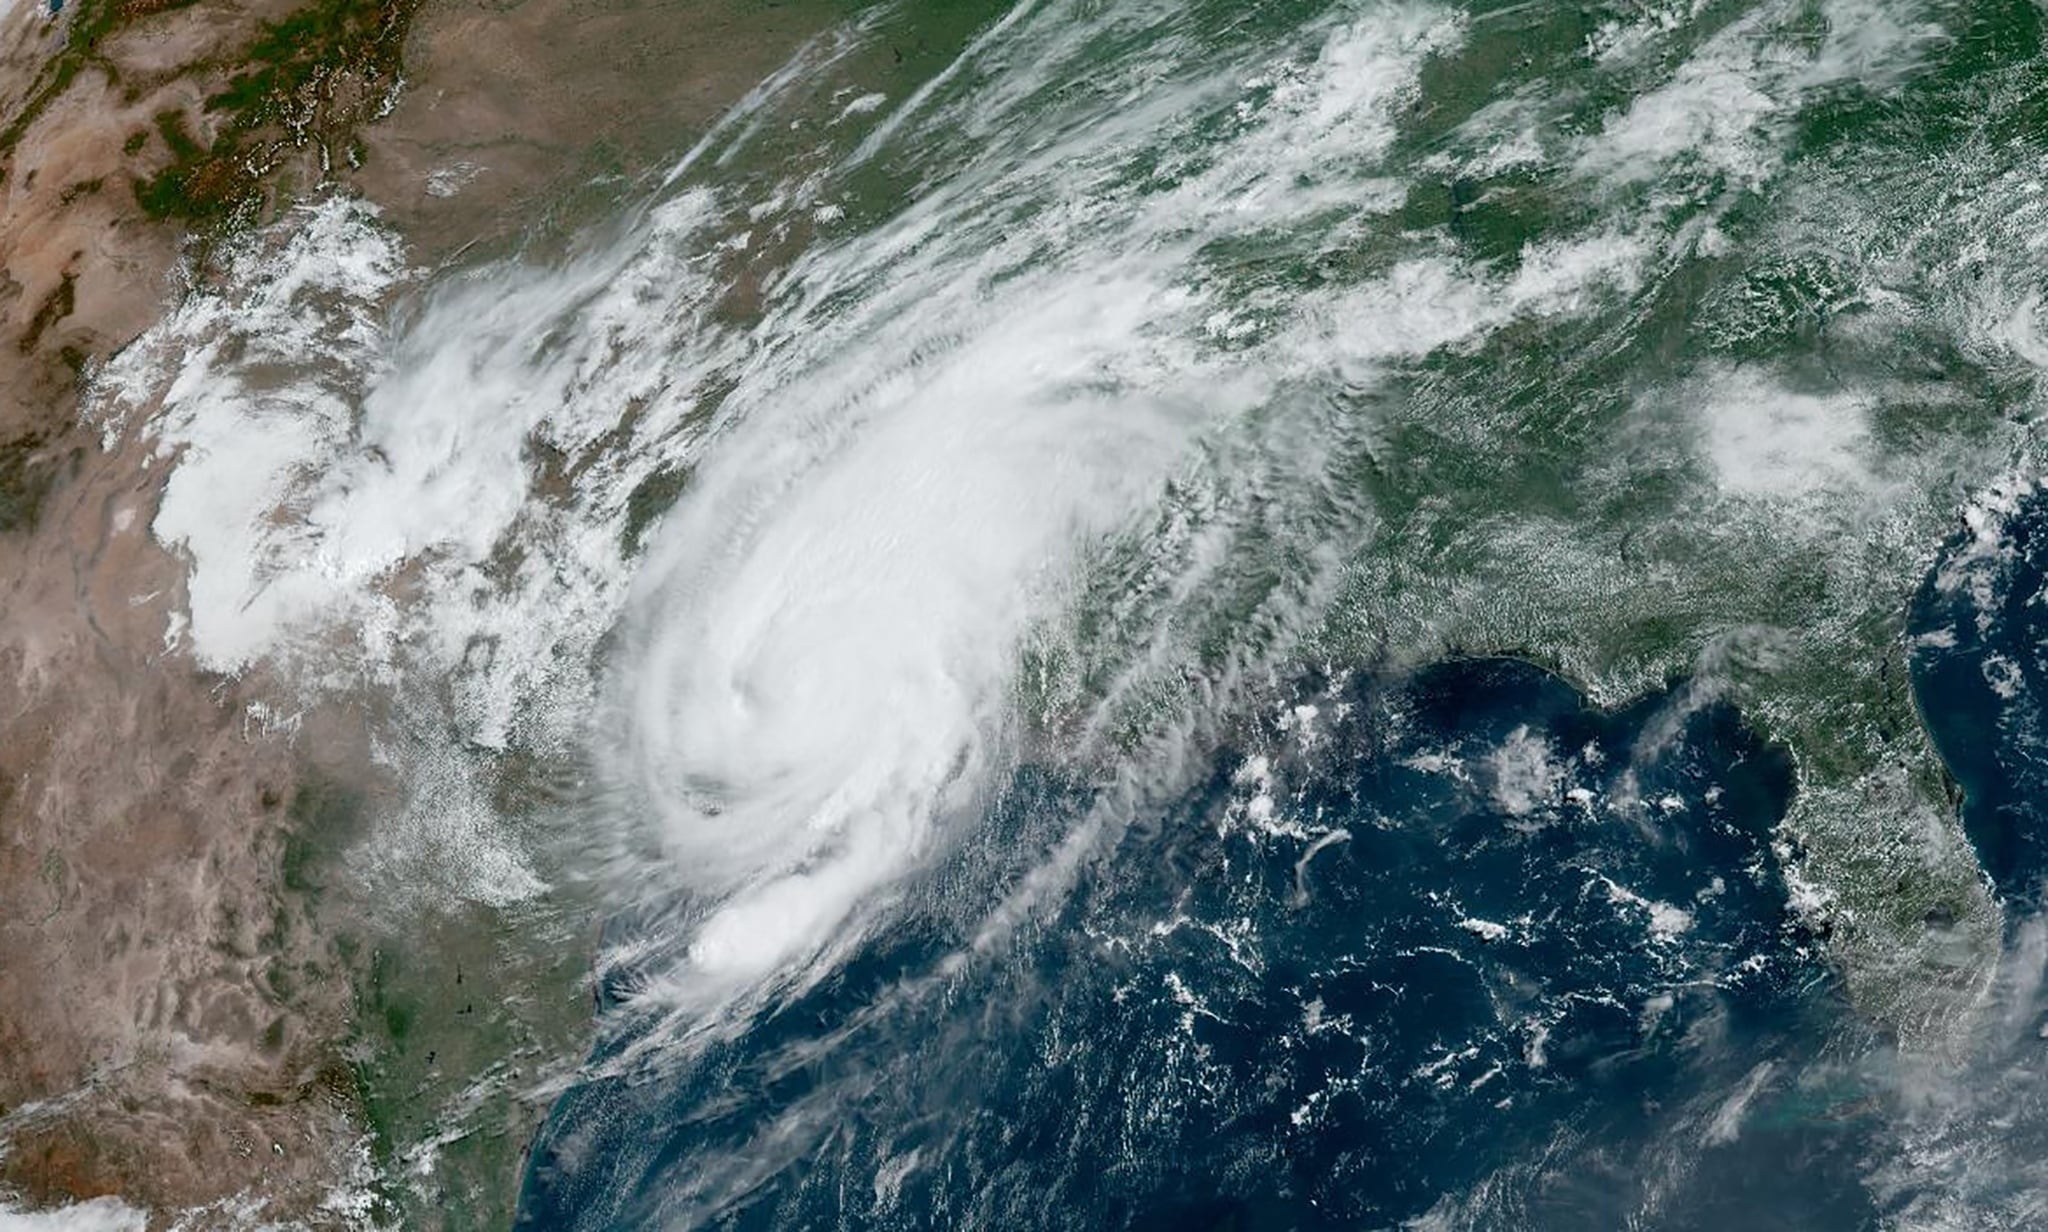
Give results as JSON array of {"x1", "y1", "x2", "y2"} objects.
[
  {"x1": 0, "y1": 0, "x2": 2031, "y2": 1224},
  {"x1": 0, "y1": 0, "x2": 832, "y2": 1222}
]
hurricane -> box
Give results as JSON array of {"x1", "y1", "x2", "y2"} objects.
[{"x1": 39, "y1": 0, "x2": 2048, "y2": 1225}]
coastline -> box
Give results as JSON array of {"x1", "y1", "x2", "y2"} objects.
[{"x1": 0, "y1": 0, "x2": 838, "y2": 1221}]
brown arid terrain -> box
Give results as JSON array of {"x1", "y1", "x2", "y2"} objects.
[
  {"x1": 0, "y1": 0, "x2": 406, "y2": 1218},
  {"x1": 0, "y1": 0, "x2": 415, "y2": 1211},
  {"x1": 0, "y1": 428, "x2": 378, "y2": 1217},
  {"x1": 0, "y1": 0, "x2": 833, "y2": 1223}
]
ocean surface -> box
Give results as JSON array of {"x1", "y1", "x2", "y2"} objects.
[
  {"x1": 1914, "y1": 494, "x2": 2048, "y2": 909},
  {"x1": 497, "y1": 0, "x2": 2048, "y2": 1222},
  {"x1": 83, "y1": 0, "x2": 2048, "y2": 1223},
  {"x1": 515, "y1": 496, "x2": 2048, "y2": 1226},
  {"x1": 519, "y1": 657, "x2": 1883, "y2": 1228}
]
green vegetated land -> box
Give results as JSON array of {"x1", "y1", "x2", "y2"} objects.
[
  {"x1": 135, "y1": 0, "x2": 416, "y2": 223},
  {"x1": 2, "y1": 0, "x2": 417, "y2": 227},
  {"x1": 272, "y1": 753, "x2": 599, "y2": 1229}
]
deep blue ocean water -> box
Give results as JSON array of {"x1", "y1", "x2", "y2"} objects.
[
  {"x1": 516, "y1": 657, "x2": 1925, "y2": 1229},
  {"x1": 512, "y1": 492, "x2": 2048, "y2": 1228},
  {"x1": 1911, "y1": 501, "x2": 2048, "y2": 912},
  {"x1": 464, "y1": 0, "x2": 2048, "y2": 1221}
]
